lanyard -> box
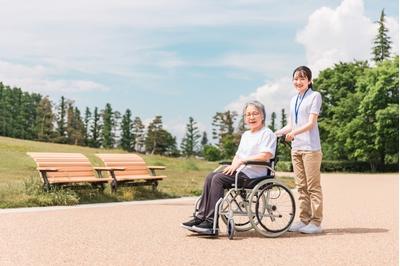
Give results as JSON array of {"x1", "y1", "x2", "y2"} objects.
[{"x1": 294, "y1": 88, "x2": 310, "y2": 124}]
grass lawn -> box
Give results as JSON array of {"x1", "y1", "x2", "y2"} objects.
[{"x1": 0, "y1": 136, "x2": 294, "y2": 208}]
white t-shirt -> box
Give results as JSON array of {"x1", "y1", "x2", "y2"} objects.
[
  {"x1": 235, "y1": 127, "x2": 277, "y2": 178},
  {"x1": 289, "y1": 89, "x2": 322, "y2": 151}
]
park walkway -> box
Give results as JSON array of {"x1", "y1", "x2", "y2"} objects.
[{"x1": 0, "y1": 173, "x2": 398, "y2": 265}]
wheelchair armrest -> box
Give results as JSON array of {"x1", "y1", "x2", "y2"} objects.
[
  {"x1": 243, "y1": 161, "x2": 272, "y2": 167},
  {"x1": 219, "y1": 161, "x2": 232, "y2": 165}
]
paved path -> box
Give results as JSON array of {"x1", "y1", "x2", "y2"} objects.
[{"x1": 0, "y1": 173, "x2": 398, "y2": 266}]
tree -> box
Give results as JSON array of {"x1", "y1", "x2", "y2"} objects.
[
  {"x1": 201, "y1": 131, "x2": 208, "y2": 146},
  {"x1": 120, "y1": 109, "x2": 134, "y2": 151},
  {"x1": 180, "y1": 117, "x2": 201, "y2": 156},
  {"x1": 268, "y1": 112, "x2": 276, "y2": 132},
  {"x1": 132, "y1": 116, "x2": 145, "y2": 152},
  {"x1": 212, "y1": 110, "x2": 237, "y2": 145},
  {"x1": 145, "y1": 116, "x2": 178, "y2": 155},
  {"x1": 343, "y1": 57, "x2": 398, "y2": 169},
  {"x1": 83, "y1": 107, "x2": 91, "y2": 146},
  {"x1": 35, "y1": 96, "x2": 54, "y2": 141},
  {"x1": 55, "y1": 96, "x2": 67, "y2": 143},
  {"x1": 372, "y1": 9, "x2": 392, "y2": 63},
  {"x1": 101, "y1": 103, "x2": 117, "y2": 148},
  {"x1": 145, "y1": 116, "x2": 163, "y2": 154},
  {"x1": 89, "y1": 107, "x2": 101, "y2": 148},
  {"x1": 280, "y1": 108, "x2": 287, "y2": 128}
]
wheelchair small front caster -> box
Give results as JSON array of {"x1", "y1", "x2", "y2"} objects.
[{"x1": 227, "y1": 219, "x2": 235, "y2": 240}]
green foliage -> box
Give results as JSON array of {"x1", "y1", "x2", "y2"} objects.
[
  {"x1": 145, "y1": 116, "x2": 179, "y2": 156},
  {"x1": 120, "y1": 109, "x2": 134, "y2": 151},
  {"x1": 372, "y1": 9, "x2": 392, "y2": 63},
  {"x1": 314, "y1": 57, "x2": 399, "y2": 169},
  {"x1": 132, "y1": 116, "x2": 145, "y2": 152},
  {"x1": 180, "y1": 117, "x2": 201, "y2": 156},
  {"x1": 101, "y1": 103, "x2": 118, "y2": 148},
  {"x1": 202, "y1": 144, "x2": 222, "y2": 161},
  {"x1": 268, "y1": 112, "x2": 276, "y2": 131},
  {"x1": 89, "y1": 107, "x2": 101, "y2": 148}
]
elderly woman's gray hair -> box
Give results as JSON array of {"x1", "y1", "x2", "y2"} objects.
[{"x1": 243, "y1": 100, "x2": 266, "y2": 125}]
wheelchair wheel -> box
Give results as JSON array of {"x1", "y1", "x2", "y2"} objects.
[
  {"x1": 227, "y1": 218, "x2": 235, "y2": 240},
  {"x1": 220, "y1": 189, "x2": 254, "y2": 232},
  {"x1": 248, "y1": 181, "x2": 295, "y2": 237}
]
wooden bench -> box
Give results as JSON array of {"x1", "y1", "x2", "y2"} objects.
[
  {"x1": 95, "y1": 153, "x2": 166, "y2": 191},
  {"x1": 27, "y1": 152, "x2": 124, "y2": 191}
]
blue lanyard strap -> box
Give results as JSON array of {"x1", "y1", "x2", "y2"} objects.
[{"x1": 294, "y1": 88, "x2": 310, "y2": 124}]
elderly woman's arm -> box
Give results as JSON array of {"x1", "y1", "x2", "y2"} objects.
[{"x1": 222, "y1": 152, "x2": 273, "y2": 176}]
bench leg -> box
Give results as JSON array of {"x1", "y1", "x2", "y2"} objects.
[
  {"x1": 111, "y1": 179, "x2": 117, "y2": 193},
  {"x1": 152, "y1": 181, "x2": 158, "y2": 192}
]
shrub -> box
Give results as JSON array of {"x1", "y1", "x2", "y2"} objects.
[{"x1": 203, "y1": 145, "x2": 222, "y2": 161}]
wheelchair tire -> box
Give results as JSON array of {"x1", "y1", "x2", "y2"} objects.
[
  {"x1": 248, "y1": 181, "x2": 295, "y2": 237},
  {"x1": 220, "y1": 189, "x2": 254, "y2": 232},
  {"x1": 227, "y1": 219, "x2": 235, "y2": 240}
]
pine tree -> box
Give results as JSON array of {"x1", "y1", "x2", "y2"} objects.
[
  {"x1": 35, "y1": 96, "x2": 54, "y2": 141},
  {"x1": 212, "y1": 111, "x2": 237, "y2": 145},
  {"x1": 280, "y1": 108, "x2": 287, "y2": 128},
  {"x1": 145, "y1": 116, "x2": 163, "y2": 154},
  {"x1": 83, "y1": 107, "x2": 91, "y2": 146},
  {"x1": 90, "y1": 107, "x2": 101, "y2": 148},
  {"x1": 101, "y1": 103, "x2": 115, "y2": 148},
  {"x1": 120, "y1": 109, "x2": 133, "y2": 151},
  {"x1": 201, "y1": 131, "x2": 208, "y2": 146},
  {"x1": 269, "y1": 112, "x2": 276, "y2": 131},
  {"x1": 132, "y1": 116, "x2": 145, "y2": 152},
  {"x1": 55, "y1": 96, "x2": 67, "y2": 143},
  {"x1": 372, "y1": 9, "x2": 392, "y2": 63},
  {"x1": 180, "y1": 117, "x2": 201, "y2": 156}
]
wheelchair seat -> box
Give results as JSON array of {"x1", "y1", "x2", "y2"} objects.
[{"x1": 242, "y1": 175, "x2": 274, "y2": 189}]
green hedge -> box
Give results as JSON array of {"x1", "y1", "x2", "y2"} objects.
[{"x1": 275, "y1": 160, "x2": 398, "y2": 173}]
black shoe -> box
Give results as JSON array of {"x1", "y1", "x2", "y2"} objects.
[
  {"x1": 181, "y1": 217, "x2": 203, "y2": 230},
  {"x1": 192, "y1": 220, "x2": 217, "y2": 235}
]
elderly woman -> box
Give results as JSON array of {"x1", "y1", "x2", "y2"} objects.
[{"x1": 181, "y1": 100, "x2": 277, "y2": 235}]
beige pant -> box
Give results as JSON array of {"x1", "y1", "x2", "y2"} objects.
[{"x1": 291, "y1": 150, "x2": 323, "y2": 226}]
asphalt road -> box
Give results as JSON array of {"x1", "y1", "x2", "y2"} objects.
[{"x1": 0, "y1": 173, "x2": 398, "y2": 266}]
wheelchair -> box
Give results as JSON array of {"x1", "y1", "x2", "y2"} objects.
[{"x1": 193, "y1": 138, "x2": 295, "y2": 239}]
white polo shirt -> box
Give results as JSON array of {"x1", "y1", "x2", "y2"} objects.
[
  {"x1": 235, "y1": 127, "x2": 277, "y2": 178},
  {"x1": 289, "y1": 89, "x2": 322, "y2": 151}
]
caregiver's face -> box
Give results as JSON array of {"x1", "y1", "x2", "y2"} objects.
[{"x1": 245, "y1": 105, "x2": 263, "y2": 132}]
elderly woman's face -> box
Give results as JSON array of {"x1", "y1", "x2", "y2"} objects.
[{"x1": 244, "y1": 105, "x2": 263, "y2": 131}]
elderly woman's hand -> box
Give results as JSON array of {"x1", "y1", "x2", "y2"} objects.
[{"x1": 222, "y1": 159, "x2": 243, "y2": 176}]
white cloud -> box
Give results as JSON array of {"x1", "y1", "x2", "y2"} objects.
[
  {"x1": 0, "y1": 60, "x2": 108, "y2": 93},
  {"x1": 224, "y1": 0, "x2": 400, "y2": 125},
  {"x1": 225, "y1": 78, "x2": 293, "y2": 122},
  {"x1": 296, "y1": 0, "x2": 399, "y2": 73}
]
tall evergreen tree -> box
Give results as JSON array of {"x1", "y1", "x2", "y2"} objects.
[
  {"x1": 120, "y1": 109, "x2": 134, "y2": 151},
  {"x1": 212, "y1": 111, "x2": 237, "y2": 145},
  {"x1": 372, "y1": 9, "x2": 392, "y2": 63},
  {"x1": 280, "y1": 108, "x2": 287, "y2": 128},
  {"x1": 90, "y1": 107, "x2": 101, "y2": 148},
  {"x1": 101, "y1": 103, "x2": 115, "y2": 148},
  {"x1": 35, "y1": 96, "x2": 54, "y2": 141},
  {"x1": 83, "y1": 107, "x2": 91, "y2": 146},
  {"x1": 145, "y1": 116, "x2": 163, "y2": 154},
  {"x1": 180, "y1": 117, "x2": 201, "y2": 156},
  {"x1": 268, "y1": 112, "x2": 276, "y2": 131},
  {"x1": 55, "y1": 96, "x2": 67, "y2": 143},
  {"x1": 132, "y1": 116, "x2": 145, "y2": 152},
  {"x1": 201, "y1": 131, "x2": 208, "y2": 146}
]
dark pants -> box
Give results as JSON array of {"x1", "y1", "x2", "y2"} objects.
[{"x1": 196, "y1": 171, "x2": 249, "y2": 221}]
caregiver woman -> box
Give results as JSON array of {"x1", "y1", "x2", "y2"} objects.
[{"x1": 275, "y1": 66, "x2": 323, "y2": 234}]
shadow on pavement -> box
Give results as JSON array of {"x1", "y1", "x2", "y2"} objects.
[{"x1": 184, "y1": 227, "x2": 389, "y2": 240}]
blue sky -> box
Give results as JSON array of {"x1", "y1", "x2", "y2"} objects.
[{"x1": 0, "y1": 0, "x2": 398, "y2": 141}]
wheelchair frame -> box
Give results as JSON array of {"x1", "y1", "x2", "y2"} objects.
[{"x1": 193, "y1": 139, "x2": 296, "y2": 239}]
